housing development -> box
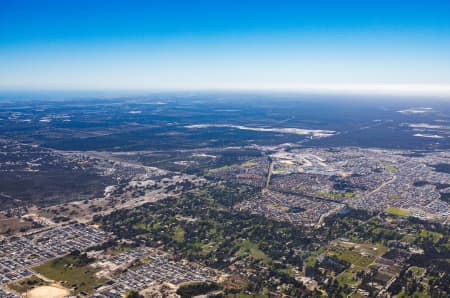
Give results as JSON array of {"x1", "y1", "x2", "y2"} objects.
[
  {"x1": 0, "y1": 97, "x2": 449, "y2": 297},
  {"x1": 1, "y1": 223, "x2": 219, "y2": 298}
]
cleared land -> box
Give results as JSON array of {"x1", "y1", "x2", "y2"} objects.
[
  {"x1": 0, "y1": 215, "x2": 32, "y2": 234},
  {"x1": 7, "y1": 275, "x2": 46, "y2": 294},
  {"x1": 27, "y1": 285, "x2": 70, "y2": 298}
]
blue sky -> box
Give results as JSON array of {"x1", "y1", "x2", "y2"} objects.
[{"x1": 1, "y1": 0, "x2": 450, "y2": 93}]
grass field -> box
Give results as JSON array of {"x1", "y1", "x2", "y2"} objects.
[
  {"x1": 334, "y1": 249, "x2": 375, "y2": 269},
  {"x1": 277, "y1": 265, "x2": 295, "y2": 277},
  {"x1": 173, "y1": 226, "x2": 185, "y2": 243},
  {"x1": 242, "y1": 160, "x2": 258, "y2": 167},
  {"x1": 397, "y1": 289, "x2": 431, "y2": 298},
  {"x1": 401, "y1": 234, "x2": 416, "y2": 243},
  {"x1": 388, "y1": 194, "x2": 401, "y2": 200},
  {"x1": 304, "y1": 256, "x2": 316, "y2": 267},
  {"x1": 201, "y1": 241, "x2": 219, "y2": 255},
  {"x1": 236, "y1": 240, "x2": 271, "y2": 265},
  {"x1": 350, "y1": 292, "x2": 367, "y2": 298},
  {"x1": 419, "y1": 230, "x2": 443, "y2": 243},
  {"x1": 206, "y1": 164, "x2": 239, "y2": 175},
  {"x1": 315, "y1": 191, "x2": 343, "y2": 199},
  {"x1": 344, "y1": 192, "x2": 355, "y2": 198},
  {"x1": 386, "y1": 207, "x2": 411, "y2": 217},
  {"x1": 315, "y1": 191, "x2": 355, "y2": 199},
  {"x1": 225, "y1": 293, "x2": 269, "y2": 298},
  {"x1": 33, "y1": 254, "x2": 106, "y2": 294},
  {"x1": 381, "y1": 161, "x2": 398, "y2": 173},
  {"x1": 336, "y1": 271, "x2": 359, "y2": 287},
  {"x1": 408, "y1": 266, "x2": 426, "y2": 277},
  {"x1": 329, "y1": 241, "x2": 387, "y2": 270}
]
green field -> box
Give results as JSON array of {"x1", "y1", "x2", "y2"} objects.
[
  {"x1": 381, "y1": 161, "x2": 398, "y2": 173},
  {"x1": 388, "y1": 194, "x2": 401, "y2": 200},
  {"x1": 277, "y1": 265, "x2": 295, "y2": 278},
  {"x1": 304, "y1": 256, "x2": 316, "y2": 267},
  {"x1": 225, "y1": 294, "x2": 269, "y2": 298},
  {"x1": 315, "y1": 191, "x2": 355, "y2": 199},
  {"x1": 200, "y1": 242, "x2": 217, "y2": 255},
  {"x1": 397, "y1": 289, "x2": 431, "y2": 298},
  {"x1": 401, "y1": 234, "x2": 416, "y2": 243},
  {"x1": 334, "y1": 249, "x2": 375, "y2": 269},
  {"x1": 242, "y1": 160, "x2": 258, "y2": 167},
  {"x1": 206, "y1": 164, "x2": 239, "y2": 175},
  {"x1": 173, "y1": 226, "x2": 186, "y2": 242},
  {"x1": 237, "y1": 240, "x2": 271, "y2": 265},
  {"x1": 33, "y1": 254, "x2": 106, "y2": 294},
  {"x1": 336, "y1": 271, "x2": 359, "y2": 287},
  {"x1": 350, "y1": 292, "x2": 367, "y2": 298},
  {"x1": 408, "y1": 266, "x2": 426, "y2": 277},
  {"x1": 386, "y1": 207, "x2": 411, "y2": 217},
  {"x1": 329, "y1": 242, "x2": 386, "y2": 270},
  {"x1": 344, "y1": 192, "x2": 355, "y2": 198},
  {"x1": 419, "y1": 230, "x2": 443, "y2": 242}
]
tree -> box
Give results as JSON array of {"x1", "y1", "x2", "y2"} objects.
[{"x1": 125, "y1": 290, "x2": 143, "y2": 298}]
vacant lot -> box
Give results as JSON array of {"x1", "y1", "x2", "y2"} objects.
[
  {"x1": 0, "y1": 215, "x2": 32, "y2": 234},
  {"x1": 28, "y1": 285, "x2": 70, "y2": 298}
]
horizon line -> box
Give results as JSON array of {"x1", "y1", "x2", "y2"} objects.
[{"x1": 1, "y1": 84, "x2": 450, "y2": 98}]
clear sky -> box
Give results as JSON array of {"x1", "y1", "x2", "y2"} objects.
[{"x1": 1, "y1": 0, "x2": 450, "y2": 94}]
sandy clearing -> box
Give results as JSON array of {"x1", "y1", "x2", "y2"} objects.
[{"x1": 27, "y1": 285, "x2": 70, "y2": 298}]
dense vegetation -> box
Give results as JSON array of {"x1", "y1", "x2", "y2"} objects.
[
  {"x1": 96, "y1": 184, "x2": 450, "y2": 297},
  {"x1": 96, "y1": 185, "x2": 315, "y2": 296}
]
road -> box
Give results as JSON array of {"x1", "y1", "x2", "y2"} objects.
[{"x1": 367, "y1": 175, "x2": 397, "y2": 197}]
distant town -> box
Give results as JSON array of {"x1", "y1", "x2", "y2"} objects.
[{"x1": 0, "y1": 96, "x2": 449, "y2": 297}]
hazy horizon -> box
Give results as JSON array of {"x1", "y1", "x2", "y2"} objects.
[{"x1": 1, "y1": 1, "x2": 450, "y2": 93}]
